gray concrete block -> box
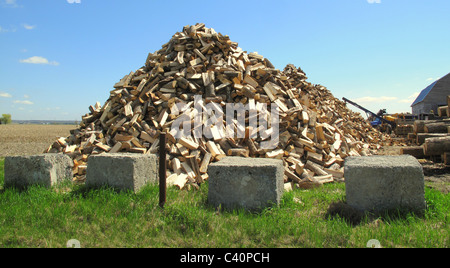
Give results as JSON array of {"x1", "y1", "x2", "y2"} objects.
[
  {"x1": 207, "y1": 157, "x2": 284, "y2": 211},
  {"x1": 344, "y1": 155, "x2": 426, "y2": 213},
  {"x1": 4, "y1": 154, "x2": 73, "y2": 188},
  {"x1": 86, "y1": 153, "x2": 158, "y2": 192}
]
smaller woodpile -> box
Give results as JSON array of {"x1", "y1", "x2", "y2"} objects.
[{"x1": 45, "y1": 23, "x2": 391, "y2": 190}]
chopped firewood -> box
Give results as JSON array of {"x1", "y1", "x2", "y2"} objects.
[
  {"x1": 179, "y1": 137, "x2": 199, "y2": 150},
  {"x1": 173, "y1": 173, "x2": 189, "y2": 189},
  {"x1": 45, "y1": 23, "x2": 391, "y2": 189}
]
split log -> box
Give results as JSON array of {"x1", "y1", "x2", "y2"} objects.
[{"x1": 305, "y1": 160, "x2": 328, "y2": 176}]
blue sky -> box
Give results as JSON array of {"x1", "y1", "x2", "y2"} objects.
[{"x1": 0, "y1": 0, "x2": 449, "y2": 120}]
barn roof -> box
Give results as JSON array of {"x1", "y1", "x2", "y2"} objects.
[
  {"x1": 411, "y1": 72, "x2": 450, "y2": 107},
  {"x1": 411, "y1": 80, "x2": 438, "y2": 106}
]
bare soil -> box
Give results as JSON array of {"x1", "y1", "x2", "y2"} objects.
[{"x1": 0, "y1": 124, "x2": 75, "y2": 157}]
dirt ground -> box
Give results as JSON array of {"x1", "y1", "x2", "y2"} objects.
[{"x1": 0, "y1": 124, "x2": 76, "y2": 157}]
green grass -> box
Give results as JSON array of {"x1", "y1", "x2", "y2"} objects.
[{"x1": 0, "y1": 158, "x2": 449, "y2": 248}]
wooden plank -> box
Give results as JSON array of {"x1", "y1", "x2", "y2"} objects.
[
  {"x1": 314, "y1": 174, "x2": 334, "y2": 184},
  {"x1": 181, "y1": 160, "x2": 197, "y2": 181},
  {"x1": 173, "y1": 173, "x2": 189, "y2": 189},
  {"x1": 315, "y1": 124, "x2": 326, "y2": 142},
  {"x1": 323, "y1": 168, "x2": 344, "y2": 179},
  {"x1": 228, "y1": 148, "x2": 249, "y2": 157},
  {"x1": 179, "y1": 137, "x2": 199, "y2": 150},
  {"x1": 172, "y1": 157, "x2": 183, "y2": 175},
  {"x1": 199, "y1": 152, "x2": 212, "y2": 174},
  {"x1": 305, "y1": 160, "x2": 328, "y2": 176},
  {"x1": 244, "y1": 74, "x2": 259, "y2": 88},
  {"x1": 265, "y1": 149, "x2": 284, "y2": 159},
  {"x1": 186, "y1": 155, "x2": 202, "y2": 183},
  {"x1": 263, "y1": 82, "x2": 278, "y2": 102},
  {"x1": 109, "y1": 142, "x2": 123, "y2": 153},
  {"x1": 166, "y1": 173, "x2": 178, "y2": 187},
  {"x1": 206, "y1": 141, "x2": 221, "y2": 157},
  {"x1": 285, "y1": 168, "x2": 301, "y2": 183},
  {"x1": 175, "y1": 142, "x2": 189, "y2": 157},
  {"x1": 94, "y1": 142, "x2": 111, "y2": 152}
]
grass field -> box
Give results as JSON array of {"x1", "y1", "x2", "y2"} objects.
[{"x1": 0, "y1": 157, "x2": 449, "y2": 248}]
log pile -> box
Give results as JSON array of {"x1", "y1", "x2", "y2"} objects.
[
  {"x1": 401, "y1": 97, "x2": 450, "y2": 163},
  {"x1": 412, "y1": 119, "x2": 450, "y2": 145},
  {"x1": 45, "y1": 24, "x2": 392, "y2": 188}
]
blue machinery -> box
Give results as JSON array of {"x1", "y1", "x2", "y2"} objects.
[{"x1": 342, "y1": 97, "x2": 397, "y2": 131}]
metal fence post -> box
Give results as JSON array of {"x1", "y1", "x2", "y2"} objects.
[{"x1": 159, "y1": 132, "x2": 167, "y2": 208}]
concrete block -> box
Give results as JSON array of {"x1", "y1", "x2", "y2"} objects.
[
  {"x1": 4, "y1": 154, "x2": 73, "y2": 188},
  {"x1": 86, "y1": 153, "x2": 158, "y2": 192},
  {"x1": 207, "y1": 157, "x2": 284, "y2": 211},
  {"x1": 344, "y1": 155, "x2": 426, "y2": 213}
]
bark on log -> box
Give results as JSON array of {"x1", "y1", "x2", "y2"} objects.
[
  {"x1": 400, "y1": 146, "x2": 425, "y2": 159},
  {"x1": 424, "y1": 122, "x2": 450, "y2": 133},
  {"x1": 414, "y1": 119, "x2": 450, "y2": 134},
  {"x1": 416, "y1": 133, "x2": 450, "y2": 145},
  {"x1": 424, "y1": 136, "x2": 450, "y2": 156}
]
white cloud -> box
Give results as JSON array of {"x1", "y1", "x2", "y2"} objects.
[
  {"x1": 0, "y1": 92, "x2": 12, "y2": 98},
  {"x1": 352, "y1": 96, "x2": 398, "y2": 104},
  {"x1": 19, "y1": 56, "x2": 59, "y2": 66},
  {"x1": 14, "y1": 100, "x2": 33, "y2": 105},
  {"x1": 367, "y1": 0, "x2": 381, "y2": 3},
  {"x1": 398, "y1": 92, "x2": 420, "y2": 104},
  {"x1": 24, "y1": 94, "x2": 29, "y2": 98},
  {"x1": 426, "y1": 76, "x2": 442, "y2": 83},
  {"x1": 3, "y1": 0, "x2": 20, "y2": 8},
  {"x1": 23, "y1": 24, "x2": 36, "y2": 30},
  {"x1": 67, "y1": 0, "x2": 81, "y2": 3}
]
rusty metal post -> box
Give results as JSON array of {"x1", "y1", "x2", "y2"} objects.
[{"x1": 159, "y1": 132, "x2": 167, "y2": 208}]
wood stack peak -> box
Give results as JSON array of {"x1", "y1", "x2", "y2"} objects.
[{"x1": 45, "y1": 23, "x2": 391, "y2": 189}]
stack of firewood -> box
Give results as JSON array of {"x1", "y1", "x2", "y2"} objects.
[
  {"x1": 401, "y1": 110, "x2": 450, "y2": 163},
  {"x1": 45, "y1": 23, "x2": 392, "y2": 189}
]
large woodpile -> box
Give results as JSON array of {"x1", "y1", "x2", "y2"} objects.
[{"x1": 45, "y1": 24, "x2": 391, "y2": 189}]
